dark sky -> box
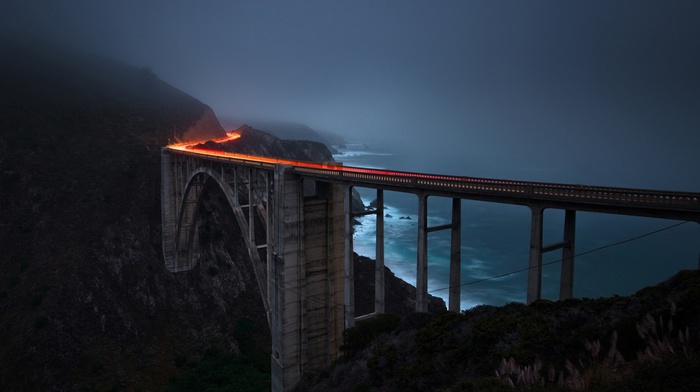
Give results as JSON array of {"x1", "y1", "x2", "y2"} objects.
[{"x1": 2, "y1": 0, "x2": 699, "y2": 190}]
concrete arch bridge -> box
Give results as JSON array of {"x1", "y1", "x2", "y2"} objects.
[{"x1": 161, "y1": 145, "x2": 699, "y2": 391}]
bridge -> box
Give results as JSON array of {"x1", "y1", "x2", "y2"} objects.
[{"x1": 161, "y1": 140, "x2": 700, "y2": 391}]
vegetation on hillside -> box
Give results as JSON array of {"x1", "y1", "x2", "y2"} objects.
[
  {"x1": 0, "y1": 33, "x2": 441, "y2": 391},
  {"x1": 0, "y1": 33, "x2": 269, "y2": 390},
  {"x1": 304, "y1": 270, "x2": 700, "y2": 391},
  {"x1": 168, "y1": 318, "x2": 271, "y2": 392}
]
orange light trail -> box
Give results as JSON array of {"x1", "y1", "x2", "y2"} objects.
[
  {"x1": 165, "y1": 134, "x2": 495, "y2": 182},
  {"x1": 168, "y1": 131, "x2": 242, "y2": 148},
  {"x1": 164, "y1": 134, "x2": 700, "y2": 208}
]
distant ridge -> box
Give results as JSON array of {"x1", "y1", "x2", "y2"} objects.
[{"x1": 219, "y1": 116, "x2": 346, "y2": 147}]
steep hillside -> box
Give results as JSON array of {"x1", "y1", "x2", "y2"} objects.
[
  {"x1": 0, "y1": 34, "x2": 444, "y2": 391},
  {"x1": 219, "y1": 117, "x2": 346, "y2": 147},
  {"x1": 307, "y1": 270, "x2": 700, "y2": 391},
  {"x1": 0, "y1": 33, "x2": 247, "y2": 391},
  {"x1": 200, "y1": 124, "x2": 335, "y2": 163}
]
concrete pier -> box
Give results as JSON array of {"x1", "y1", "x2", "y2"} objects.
[
  {"x1": 375, "y1": 189, "x2": 385, "y2": 314},
  {"x1": 343, "y1": 186, "x2": 355, "y2": 328},
  {"x1": 449, "y1": 198, "x2": 462, "y2": 312},
  {"x1": 527, "y1": 207, "x2": 577, "y2": 304},
  {"x1": 527, "y1": 205, "x2": 544, "y2": 304},
  {"x1": 559, "y1": 210, "x2": 576, "y2": 300},
  {"x1": 416, "y1": 194, "x2": 429, "y2": 312},
  {"x1": 270, "y1": 165, "x2": 345, "y2": 391}
]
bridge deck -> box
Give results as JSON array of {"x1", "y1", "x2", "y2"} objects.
[{"x1": 165, "y1": 146, "x2": 700, "y2": 222}]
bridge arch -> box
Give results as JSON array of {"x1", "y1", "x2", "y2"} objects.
[
  {"x1": 163, "y1": 152, "x2": 347, "y2": 391},
  {"x1": 174, "y1": 166, "x2": 271, "y2": 326}
]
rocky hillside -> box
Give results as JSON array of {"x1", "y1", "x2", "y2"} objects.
[
  {"x1": 196, "y1": 124, "x2": 334, "y2": 163},
  {"x1": 0, "y1": 34, "x2": 444, "y2": 391},
  {"x1": 306, "y1": 270, "x2": 700, "y2": 391},
  {"x1": 0, "y1": 32, "x2": 246, "y2": 391},
  {"x1": 219, "y1": 117, "x2": 346, "y2": 148}
]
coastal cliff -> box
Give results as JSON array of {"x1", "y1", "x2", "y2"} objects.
[{"x1": 0, "y1": 34, "x2": 443, "y2": 390}]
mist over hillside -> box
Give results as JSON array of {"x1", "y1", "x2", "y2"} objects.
[
  {"x1": 0, "y1": 32, "x2": 255, "y2": 390},
  {"x1": 219, "y1": 116, "x2": 346, "y2": 148},
  {"x1": 0, "y1": 34, "x2": 443, "y2": 391}
]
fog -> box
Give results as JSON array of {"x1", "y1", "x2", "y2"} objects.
[{"x1": 2, "y1": 0, "x2": 699, "y2": 190}]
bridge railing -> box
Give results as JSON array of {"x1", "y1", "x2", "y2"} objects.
[
  {"x1": 166, "y1": 146, "x2": 700, "y2": 213},
  {"x1": 529, "y1": 184, "x2": 699, "y2": 207},
  {"x1": 291, "y1": 164, "x2": 699, "y2": 217}
]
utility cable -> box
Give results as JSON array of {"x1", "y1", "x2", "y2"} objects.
[
  {"x1": 260, "y1": 220, "x2": 692, "y2": 313},
  {"x1": 427, "y1": 220, "x2": 691, "y2": 294}
]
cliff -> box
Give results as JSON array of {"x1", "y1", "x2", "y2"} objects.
[
  {"x1": 220, "y1": 124, "x2": 334, "y2": 163},
  {"x1": 0, "y1": 34, "x2": 442, "y2": 391},
  {"x1": 307, "y1": 270, "x2": 700, "y2": 391},
  {"x1": 218, "y1": 117, "x2": 347, "y2": 148},
  {"x1": 0, "y1": 32, "x2": 248, "y2": 391}
]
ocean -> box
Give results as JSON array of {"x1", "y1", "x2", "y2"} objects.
[{"x1": 333, "y1": 143, "x2": 699, "y2": 310}]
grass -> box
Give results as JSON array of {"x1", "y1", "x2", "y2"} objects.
[
  {"x1": 317, "y1": 271, "x2": 700, "y2": 391},
  {"x1": 168, "y1": 349, "x2": 270, "y2": 392}
]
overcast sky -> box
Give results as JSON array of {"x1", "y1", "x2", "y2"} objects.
[{"x1": 2, "y1": 1, "x2": 699, "y2": 190}]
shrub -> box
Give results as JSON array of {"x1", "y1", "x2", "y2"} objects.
[
  {"x1": 625, "y1": 355, "x2": 700, "y2": 392},
  {"x1": 31, "y1": 294, "x2": 44, "y2": 307},
  {"x1": 207, "y1": 266, "x2": 218, "y2": 276},
  {"x1": 8, "y1": 275, "x2": 20, "y2": 287},
  {"x1": 168, "y1": 351, "x2": 270, "y2": 392},
  {"x1": 174, "y1": 355, "x2": 188, "y2": 368},
  {"x1": 34, "y1": 316, "x2": 49, "y2": 328},
  {"x1": 91, "y1": 361, "x2": 104, "y2": 375},
  {"x1": 342, "y1": 314, "x2": 400, "y2": 358},
  {"x1": 233, "y1": 317, "x2": 269, "y2": 373}
]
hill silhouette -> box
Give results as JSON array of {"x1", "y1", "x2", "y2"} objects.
[
  {"x1": 0, "y1": 33, "x2": 445, "y2": 391},
  {"x1": 0, "y1": 31, "x2": 249, "y2": 390}
]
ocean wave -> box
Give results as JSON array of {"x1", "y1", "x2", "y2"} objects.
[{"x1": 351, "y1": 202, "x2": 529, "y2": 309}]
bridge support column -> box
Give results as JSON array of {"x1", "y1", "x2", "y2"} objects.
[
  {"x1": 247, "y1": 168, "x2": 255, "y2": 246},
  {"x1": 161, "y1": 150, "x2": 207, "y2": 272},
  {"x1": 559, "y1": 210, "x2": 576, "y2": 300},
  {"x1": 344, "y1": 186, "x2": 355, "y2": 328},
  {"x1": 528, "y1": 207, "x2": 577, "y2": 304},
  {"x1": 161, "y1": 150, "x2": 178, "y2": 270},
  {"x1": 375, "y1": 189, "x2": 386, "y2": 314},
  {"x1": 449, "y1": 198, "x2": 462, "y2": 312},
  {"x1": 270, "y1": 164, "x2": 302, "y2": 391},
  {"x1": 527, "y1": 205, "x2": 544, "y2": 304},
  {"x1": 416, "y1": 194, "x2": 429, "y2": 312},
  {"x1": 270, "y1": 165, "x2": 345, "y2": 391}
]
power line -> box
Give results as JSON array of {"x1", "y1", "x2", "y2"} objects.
[
  {"x1": 427, "y1": 220, "x2": 691, "y2": 295},
  {"x1": 237, "y1": 220, "x2": 691, "y2": 314}
]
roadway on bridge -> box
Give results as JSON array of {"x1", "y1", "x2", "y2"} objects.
[{"x1": 166, "y1": 133, "x2": 700, "y2": 222}]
